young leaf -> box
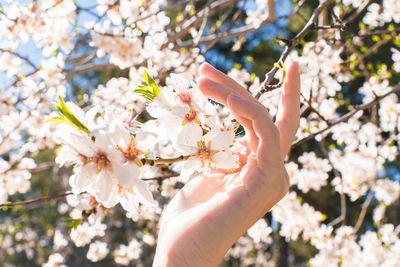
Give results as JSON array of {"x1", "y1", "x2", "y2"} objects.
[
  {"x1": 48, "y1": 97, "x2": 90, "y2": 134},
  {"x1": 143, "y1": 70, "x2": 160, "y2": 96},
  {"x1": 137, "y1": 84, "x2": 153, "y2": 93},
  {"x1": 134, "y1": 89, "x2": 155, "y2": 101},
  {"x1": 61, "y1": 217, "x2": 82, "y2": 232}
]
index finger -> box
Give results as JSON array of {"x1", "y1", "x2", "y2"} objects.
[{"x1": 200, "y1": 62, "x2": 255, "y2": 103}]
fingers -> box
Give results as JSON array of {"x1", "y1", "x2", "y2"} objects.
[
  {"x1": 198, "y1": 77, "x2": 257, "y2": 150},
  {"x1": 200, "y1": 62, "x2": 254, "y2": 102},
  {"x1": 275, "y1": 62, "x2": 300, "y2": 157},
  {"x1": 198, "y1": 77, "x2": 231, "y2": 106},
  {"x1": 226, "y1": 93, "x2": 280, "y2": 169}
]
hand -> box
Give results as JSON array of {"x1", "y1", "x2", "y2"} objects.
[{"x1": 153, "y1": 62, "x2": 301, "y2": 267}]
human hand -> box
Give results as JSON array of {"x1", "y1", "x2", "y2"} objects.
[{"x1": 153, "y1": 62, "x2": 300, "y2": 267}]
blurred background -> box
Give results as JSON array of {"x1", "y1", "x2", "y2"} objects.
[{"x1": 1, "y1": 0, "x2": 400, "y2": 266}]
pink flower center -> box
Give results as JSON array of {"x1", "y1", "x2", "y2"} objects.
[
  {"x1": 196, "y1": 141, "x2": 218, "y2": 168},
  {"x1": 185, "y1": 109, "x2": 199, "y2": 122},
  {"x1": 117, "y1": 136, "x2": 143, "y2": 166},
  {"x1": 178, "y1": 91, "x2": 193, "y2": 104},
  {"x1": 94, "y1": 152, "x2": 111, "y2": 173}
]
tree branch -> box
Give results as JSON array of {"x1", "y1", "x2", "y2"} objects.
[
  {"x1": 320, "y1": 138, "x2": 347, "y2": 227},
  {"x1": 65, "y1": 63, "x2": 121, "y2": 79},
  {"x1": 354, "y1": 191, "x2": 373, "y2": 232},
  {"x1": 0, "y1": 48, "x2": 37, "y2": 70},
  {"x1": 166, "y1": 0, "x2": 242, "y2": 46},
  {"x1": 293, "y1": 83, "x2": 400, "y2": 147},
  {"x1": 178, "y1": 0, "x2": 275, "y2": 48},
  {"x1": 0, "y1": 192, "x2": 75, "y2": 208},
  {"x1": 255, "y1": 0, "x2": 334, "y2": 99}
]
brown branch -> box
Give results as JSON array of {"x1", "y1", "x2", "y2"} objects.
[
  {"x1": 354, "y1": 191, "x2": 373, "y2": 232},
  {"x1": 312, "y1": 23, "x2": 349, "y2": 31},
  {"x1": 142, "y1": 173, "x2": 180, "y2": 181},
  {"x1": 356, "y1": 27, "x2": 400, "y2": 38},
  {"x1": 320, "y1": 138, "x2": 346, "y2": 227},
  {"x1": 293, "y1": 83, "x2": 400, "y2": 147},
  {"x1": 0, "y1": 192, "x2": 75, "y2": 208},
  {"x1": 30, "y1": 162, "x2": 56, "y2": 174},
  {"x1": 0, "y1": 48, "x2": 37, "y2": 70},
  {"x1": 255, "y1": 0, "x2": 334, "y2": 99},
  {"x1": 301, "y1": 93, "x2": 331, "y2": 125},
  {"x1": 178, "y1": 0, "x2": 275, "y2": 48},
  {"x1": 344, "y1": 0, "x2": 371, "y2": 24},
  {"x1": 65, "y1": 63, "x2": 121, "y2": 79},
  {"x1": 284, "y1": 0, "x2": 308, "y2": 23},
  {"x1": 166, "y1": 0, "x2": 242, "y2": 46}
]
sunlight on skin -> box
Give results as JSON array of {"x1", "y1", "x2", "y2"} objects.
[{"x1": 153, "y1": 62, "x2": 300, "y2": 267}]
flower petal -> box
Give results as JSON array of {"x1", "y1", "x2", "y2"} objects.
[
  {"x1": 209, "y1": 131, "x2": 235, "y2": 151},
  {"x1": 115, "y1": 163, "x2": 140, "y2": 186},
  {"x1": 213, "y1": 151, "x2": 239, "y2": 169}
]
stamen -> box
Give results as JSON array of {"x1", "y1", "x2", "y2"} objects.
[{"x1": 178, "y1": 91, "x2": 193, "y2": 104}]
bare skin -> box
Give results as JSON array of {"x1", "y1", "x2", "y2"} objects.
[{"x1": 153, "y1": 62, "x2": 301, "y2": 267}]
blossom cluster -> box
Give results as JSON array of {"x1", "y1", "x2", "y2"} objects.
[
  {"x1": 51, "y1": 73, "x2": 238, "y2": 216},
  {"x1": 1, "y1": 0, "x2": 400, "y2": 266}
]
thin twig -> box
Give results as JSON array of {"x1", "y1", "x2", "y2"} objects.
[
  {"x1": 255, "y1": 0, "x2": 334, "y2": 99},
  {"x1": 142, "y1": 173, "x2": 180, "y2": 181},
  {"x1": 320, "y1": 138, "x2": 346, "y2": 227},
  {"x1": 354, "y1": 191, "x2": 373, "y2": 232},
  {"x1": 0, "y1": 192, "x2": 75, "y2": 208},
  {"x1": 0, "y1": 48, "x2": 37, "y2": 70},
  {"x1": 166, "y1": 0, "x2": 242, "y2": 46},
  {"x1": 293, "y1": 83, "x2": 400, "y2": 147}
]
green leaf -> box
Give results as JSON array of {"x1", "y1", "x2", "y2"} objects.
[
  {"x1": 61, "y1": 217, "x2": 81, "y2": 232},
  {"x1": 143, "y1": 70, "x2": 160, "y2": 96},
  {"x1": 134, "y1": 89, "x2": 155, "y2": 101},
  {"x1": 46, "y1": 116, "x2": 86, "y2": 131},
  {"x1": 137, "y1": 84, "x2": 152, "y2": 93},
  {"x1": 58, "y1": 97, "x2": 89, "y2": 133},
  {"x1": 48, "y1": 97, "x2": 90, "y2": 133}
]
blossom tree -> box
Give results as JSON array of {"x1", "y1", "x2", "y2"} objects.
[{"x1": 1, "y1": 0, "x2": 400, "y2": 266}]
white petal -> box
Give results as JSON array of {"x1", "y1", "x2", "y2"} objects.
[
  {"x1": 101, "y1": 187, "x2": 119, "y2": 208},
  {"x1": 85, "y1": 105, "x2": 101, "y2": 129},
  {"x1": 213, "y1": 151, "x2": 239, "y2": 169},
  {"x1": 92, "y1": 129, "x2": 111, "y2": 150},
  {"x1": 135, "y1": 130, "x2": 158, "y2": 151},
  {"x1": 119, "y1": 192, "x2": 139, "y2": 213},
  {"x1": 69, "y1": 132, "x2": 97, "y2": 156},
  {"x1": 69, "y1": 165, "x2": 94, "y2": 193},
  {"x1": 55, "y1": 145, "x2": 79, "y2": 166},
  {"x1": 114, "y1": 163, "x2": 140, "y2": 186},
  {"x1": 184, "y1": 157, "x2": 201, "y2": 170},
  {"x1": 209, "y1": 131, "x2": 235, "y2": 151},
  {"x1": 177, "y1": 124, "x2": 203, "y2": 147},
  {"x1": 66, "y1": 102, "x2": 86, "y2": 124},
  {"x1": 108, "y1": 121, "x2": 131, "y2": 147},
  {"x1": 171, "y1": 104, "x2": 189, "y2": 117},
  {"x1": 93, "y1": 172, "x2": 116, "y2": 205},
  {"x1": 158, "y1": 112, "x2": 181, "y2": 128},
  {"x1": 133, "y1": 179, "x2": 156, "y2": 206}
]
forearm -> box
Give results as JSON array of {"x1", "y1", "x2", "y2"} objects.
[{"x1": 153, "y1": 242, "x2": 220, "y2": 267}]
